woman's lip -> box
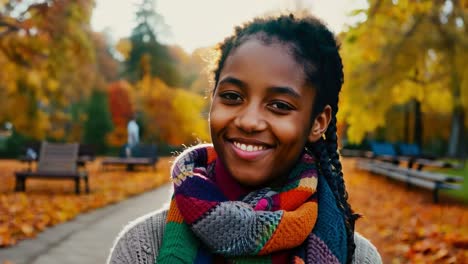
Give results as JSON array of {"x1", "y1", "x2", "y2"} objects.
[{"x1": 228, "y1": 141, "x2": 271, "y2": 161}]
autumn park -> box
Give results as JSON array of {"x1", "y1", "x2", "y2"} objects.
[{"x1": 0, "y1": 0, "x2": 467, "y2": 263}]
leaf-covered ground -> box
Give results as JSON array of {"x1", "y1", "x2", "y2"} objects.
[
  {"x1": 343, "y1": 158, "x2": 468, "y2": 264},
  {"x1": 0, "y1": 157, "x2": 172, "y2": 247},
  {"x1": 1, "y1": 157, "x2": 467, "y2": 263}
]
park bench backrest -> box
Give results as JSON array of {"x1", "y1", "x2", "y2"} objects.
[
  {"x1": 37, "y1": 142, "x2": 79, "y2": 173},
  {"x1": 133, "y1": 144, "x2": 158, "y2": 160},
  {"x1": 370, "y1": 142, "x2": 396, "y2": 156},
  {"x1": 78, "y1": 144, "x2": 96, "y2": 161},
  {"x1": 398, "y1": 143, "x2": 421, "y2": 157}
]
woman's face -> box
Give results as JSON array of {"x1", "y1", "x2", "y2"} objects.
[{"x1": 209, "y1": 38, "x2": 319, "y2": 187}]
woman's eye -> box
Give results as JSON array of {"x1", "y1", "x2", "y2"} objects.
[
  {"x1": 269, "y1": 101, "x2": 295, "y2": 112},
  {"x1": 219, "y1": 92, "x2": 242, "y2": 102}
]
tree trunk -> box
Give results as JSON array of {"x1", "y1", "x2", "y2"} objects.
[
  {"x1": 404, "y1": 103, "x2": 410, "y2": 143},
  {"x1": 448, "y1": 106, "x2": 465, "y2": 157},
  {"x1": 413, "y1": 99, "x2": 423, "y2": 149},
  {"x1": 446, "y1": 43, "x2": 464, "y2": 157},
  {"x1": 432, "y1": 8, "x2": 465, "y2": 157}
]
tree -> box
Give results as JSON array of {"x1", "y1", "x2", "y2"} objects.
[
  {"x1": 0, "y1": 0, "x2": 96, "y2": 140},
  {"x1": 92, "y1": 32, "x2": 120, "y2": 83},
  {"x1": 169, "y1": 46, "x2": 217, "y2": 96},
  {"x1": 124, "y1": 0, "x2": 181, "y2": 86},
  {"x1": 135, "y1": 75, "x2": 209, "y2": 145},
  {"x1": 107, "y1": 81, "x2": 134, "y2": 147},
  {"x1": 340, "y1": 0, "x2": 467, "y2": 156},
  {"x1": 83, "y1": 89, "x2": 113, "y2": 154}
]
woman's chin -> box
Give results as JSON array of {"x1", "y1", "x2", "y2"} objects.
[
  {"x1": 230, "y1": 175, "x2": 258, "y2": 187},
  {"x1": 231, "y1": 174, "x2": 275, "y2": 188}
]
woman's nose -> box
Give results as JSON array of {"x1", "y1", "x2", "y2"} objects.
[{"x1": 234, "y1": 104, "x2": 267, "y2": 133}]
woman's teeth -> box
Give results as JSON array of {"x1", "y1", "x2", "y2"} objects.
[{"x1": 233, "y1": 141, "x2": 266, "y2": 152}]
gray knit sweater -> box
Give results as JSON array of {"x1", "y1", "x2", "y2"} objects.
[{"x1": 107, "y1": 209, "x2": 382, "y2": 264}]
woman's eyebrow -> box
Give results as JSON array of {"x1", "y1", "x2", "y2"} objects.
[
  {"x1": 218, "y1": 76, "x2": 246, "y2": 88},
  {"x1": 218, "y1": 77, "x2": 300, "y2": 99},
  {"x1": 267, "y1": 86, "x2": 300, "y2": 99}
]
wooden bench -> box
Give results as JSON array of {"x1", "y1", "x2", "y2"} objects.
[
  {"x1": 77, "y1": 144, "x2": 96, "y2": 168},
  {"x1": 18, "y1": 143, "x2": 96, "y2": 170},
  {"x1": 357, "y1": 158, "x2": 463, "y2": 203},
  {"x1": 101, "y1": 144, "x2": 158, "y2": 171},
  {"x1": 368, "y1": 142, "x2": 409, "y2": 165},
  {"x1": 15, "y1": 142, "x2": 89, "y2": 194},
  {"x1": 397, "y1": 143, "x2": 460, "y2": 170},
  {"x1": 369, "y1": 142, "x2": 460, "y2": 171}
]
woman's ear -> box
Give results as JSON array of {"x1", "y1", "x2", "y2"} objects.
[{"x1": 308, "y1": 105, "x2": 332, "y2": 143}]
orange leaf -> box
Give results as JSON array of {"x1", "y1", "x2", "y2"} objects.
[{"x1": 20, "y1": 224, "x2": 34, "y2": 236}]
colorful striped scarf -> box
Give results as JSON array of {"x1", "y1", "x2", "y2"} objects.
[{"x1": 157, "y1": 144, "x2": 347, "y2": 263}]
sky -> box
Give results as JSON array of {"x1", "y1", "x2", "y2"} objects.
[{"x1": 91, "y1": 0, "x2": 368, "y2": 53}]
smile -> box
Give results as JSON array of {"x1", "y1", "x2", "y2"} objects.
[
  {"x1": 233, "y1": 141, "x2": 267, "y2": 152},
  {"x1": 229, "y1": 140, "x2": 272, "y2": 161}
]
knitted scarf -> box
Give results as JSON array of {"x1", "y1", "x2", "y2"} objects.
[{"x1": 157, "y1": 144, "x2": 347, "y2": 264}]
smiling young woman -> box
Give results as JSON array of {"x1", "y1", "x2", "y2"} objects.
[
  {"x1": 108, "y1": 14, "x2": 382, "y2": 264},
  {"x1": 210, "y1": 39, "x2": 329, "y2": 187}
]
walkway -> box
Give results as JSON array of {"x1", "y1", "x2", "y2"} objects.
[{"x1": 0, "y1": 184, "x2": 172, "y2": 264}]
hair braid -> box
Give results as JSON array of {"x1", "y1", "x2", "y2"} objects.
[{"x1": 324, "y1": 111, "x2": 360, "y2": 263}]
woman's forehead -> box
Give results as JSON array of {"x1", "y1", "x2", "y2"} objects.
[{"x1": 221, "y1": 38, "x2": 305, "y2": 84}]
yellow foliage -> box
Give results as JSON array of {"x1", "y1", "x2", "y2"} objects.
[
  {"x1": 339, "y1": 0, "x2": 468, "y2": 144},
  {"x1": 106, "y1": 126, "x2": 127, "y2": 147},
  {"x1": 49, "y1": 128, "x2": 65, "y2": 139},
  {"x1": 0, "y1": 59, "x2": 19, "y2": 95},
  {"x1": 35, "y1": 115, "x2": 50, "y2": 139},
  {"x1": 422, "y1": 85, "x2": 452, "y2": 114},
  {"x1": 136, "y1": 76, "x2": 209, "y2": 145},
  {"x1": 391, "y1": 81, "x2": 424, "y2": 104},
  {"x1": 0, "y1": 0, "x2": 9, "y2": 7},
  {"x1": 115, "y1": 38, "x2": 132, "y2": 60},
  {"x1": 47, "y1": 79, "x2": 59, "y2": 92},
  {"x1": 172, "y1": 88, "x2": 210, "y2": 143},
  {"x1": 0, "y1": 1, "x2": 96, "y2": 140}
]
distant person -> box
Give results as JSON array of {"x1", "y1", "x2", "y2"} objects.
[
  {"x1": 126, "y1": 114, "x2": 139, "y2": 157},
  {"x1": 127, "y1": 115, "x2": 139, "y2": 147},
  {"x1": 108, "y1": 14, "x2": 381, "y2": 264}
]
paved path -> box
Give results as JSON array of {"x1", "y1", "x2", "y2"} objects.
[{"x1": 0, "y1": 184, "x2": 172, "y2": 264}]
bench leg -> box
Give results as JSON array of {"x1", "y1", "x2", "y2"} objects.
[
  {"x1": 84, "y1": 176, "x2": 90, "y2": 194},
  {"x1": 433, "y1": 183, "x2": 442, "y2": 203},
  {"x1": 406, "y1": 175, "x2": 412, "y2": 189},
  {"x1": 75, "y1": 178, "x2": 80, "y2": 194},
  {"x1": 15, "y1": 176, "x2": 26, "y2": 192},
  {"x1": 433, "y1": 188, "x2": 439, "y2": 203},
  {"x1": 15, "y1": 177, "x2": 20, "y2": 192}
]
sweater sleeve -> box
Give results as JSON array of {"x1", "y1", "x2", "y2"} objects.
[
  {"x1": 352, "y1": 232, "x2": 382, "y2": 264},
  {"x1": 107, "y1": 210, "x2": 168, "y2": 264}
]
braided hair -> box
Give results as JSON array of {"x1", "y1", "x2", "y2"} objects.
[{"x1": 211, "y1": 14, "x2": 359, "y2": 263}]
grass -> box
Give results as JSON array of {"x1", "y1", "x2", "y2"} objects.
[{"x1": 440, "y1": 161, "x2": 468, "y2": 202}]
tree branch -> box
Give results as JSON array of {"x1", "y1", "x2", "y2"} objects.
[
  {"x1": 0, "y1": 15, "x2": 22, "y2": 37},
  {"x1": 358, "y1": 15, "x2": 425, "y2": 92},
  {"x1": 367, "y1": 0, "x2": 383, "y2": 20}
]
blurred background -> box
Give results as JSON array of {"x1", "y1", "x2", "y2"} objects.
[
  {"x1": 0, "y1": 0, "x2": 467, "y2": 263},
  {"x1": 0, "y1": 0, "x2": 466, "y2": 158}
]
